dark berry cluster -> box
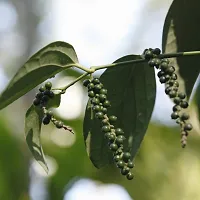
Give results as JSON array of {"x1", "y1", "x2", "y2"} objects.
[
  {"x1": 33, "y1": 81, "x2": 74, "y2": 133},
  {"x1": 83, "y1": 78, "x2": 134, "y2": 180},
  {"x1": 144, "y1": 48, "x2": 193, "y2": 148}
]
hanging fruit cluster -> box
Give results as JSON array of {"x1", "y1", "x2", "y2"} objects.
[
  {"x1": 144, "y1": 48, "x2": 193, "y2": 148},
  {"x1": 83, "y1": 78, "x2": 135, "y2": 180}
]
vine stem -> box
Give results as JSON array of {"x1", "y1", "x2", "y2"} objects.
[{"x1": 55, "y1": 50, "x2": 200, "y2": 92}]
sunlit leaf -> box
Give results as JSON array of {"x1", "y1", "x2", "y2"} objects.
[
  {"x1": 162, "y1": 0, "x2": 200, "y2": 99},
  {"x1": 83, "y1": 55, "x2": 156, "y2": 168},
  {"x1": 0, "y1": 41, "x2": 78, "y2": 110},
  {"x1": 25, "y1": 105, "x2": 48, "y2": 173}
]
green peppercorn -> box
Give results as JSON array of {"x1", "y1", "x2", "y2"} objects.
[
  {"x1": 117, "y1": 160, "x2": 125, "y2": 169},
  {"x1": 88, "y1": 90, "x2": 95, "y2": 98},
  {"x1": 122, "y1": 152, "x2": 131, "y2": 162},
  {"x1": 184, "y1": 123, "x2": 193, "y2": 131},
  {"x1": 100, "y1": 88, "x2": 107, "y2": 95},
  {"x1": 165, "y1": 74, "x2": 170, "y2": 81},
  {"x1": 173, "y1": 105, "x2": 181, "y2": 112},
  {"x1": 39, "y1": 86, "x2": 46, "y2": 92},
  {"x1": 99, "y1": 94, "x2": 107, "y2": 102},
  {"x1": 92, "y1": 105, "x2": 101, "y2": 112},
  {"x1": 174, "y1": 81, "x2": 179, "y2": 87},
  {"x1": 176, "y1": 118, "x2": 181, "y2": 124},
  {"x1": 113, "y1": 155, "x2": 120, "y2": 162},
  {"x1": 109, "y1": 115, "x2": 117, "y2": 122},
  {"x1": 115, "y1": 128, "x2": 124, "y2": 136},
  {"x1": 171, "y1": 73, "x2": 177, "y2": 80},
  {"x1": 157, "y1": 70, "x2": 165, "y2": 78},
  {"x1": 159, "y1": 76, "x2": 166, "y2": 83},
  {"x1": 95, "y1": 112, "x2": 104, "y2": 119},
  {"x1": 104, "y1": 132, "x2": 111, "y2": 140},
  {"x1": 101, "y1": 107, "x2": 107, "y2": 114},
  {"x1": 43, "y1": 116, "x2": 51, "y2": 125},
  {"x1": 108, "y1": 134, "x2": 116, "y2": 142},
  {"x1": 148, "y1": 59, "x2": 155, "y2": 67},
  {"x1": 144, "y1": 50, "x2": 153, "y2": 59},
  {"x1": 45, "y1": 81, "x2": 52, "y2": 90},
  {"x1": 165, "y1": 87, "x2": 171, "y2": 95},
  {"x1": 127, "y1": 161, "x2": 134, "y2": 168},
  {"x1": 171, "y1": 112, "x2": 179, "y2": 119},
  {"x1": 160, "y1": 62, "x2": 169, "y2": 71},
  {"x1": 166, "y1": 66, "x2": 175, "y2": 75},
  {"x1": 168, "y1": 80, "x2": 175, "y2": 86},
  {"x1": 126, "y1": 172, "x2": 134, "y2": 180},
  {"x1": 102, "y1": 125, "x2": 110, "y2": 133},
  {"x1": 55, "y1": 121, "x2": 64, "y2": 129},
  {"x1": 103, "y1": 100, "x2": 111, "y2": 108},
  {"x1": 94, "y1": 84, "x2": 102, "y2": 93},
  {"x1": 33, "y1": 98, "x2": 40, "y2": 106},
  {"x1": 161, "y1": 58, "x2": 169, "y2": 64},
  {"x1": 181, "y1": 113, "x2": 190, "y2": 120},
  {"x1": 92, "y1": 98, "x2": 100, "y2": 105},
  {"x1": 152, "y1": 48, "x2": 161, "y2": 55},
  {"x1": 88, "y1": 83, "x2": 95, "y2": 90},
  {"x1": 121, "y1": 166, "x2": 130, "y2": 175},
  {"x1": 174, "y1": 97, "x2": 181, "y2": 105},
  {"x1": 180, "y1": 101, "x2": 188, "y2": 108},
  {"x1": 169, "y1": 90, "x2": 177, "y2": 98},
  {"x1": 110, "y1": 143, "x2": 118, "y2": 151},
  {"x1": 115, "y1": 135, "x2": 125, "y2": 145},
  {"x1": 83, "y1": 79, "x2": 91, "y2": 87},
  {"x1": 92, "y1": 78, "x2": 100, "y2": 85},
  {"x1": 178, "y1": 92, "x2": 186, "y2": 99}
]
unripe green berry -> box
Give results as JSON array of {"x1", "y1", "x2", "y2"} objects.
[
  {"x1": 178, "y1": 92, "x2": 186, "y2": 99},
  {"x1": 110, "y1": 143, "x2": 118, "y2": 151},
  {"x1": 108, "y1": 134, "x2": 116, "y2": 142},
  {"x1": 165, "y1": 87, "x2": 171, "y2": 95},
  {"x1": 83, "y1": 79, "x2": 91, "y2": 87},
  {"x1": 99, "y1": 94, "x2": 107, "y2": 102},
  {"x1": 160, "y1": 62, "x2": 169, "y2": 71},
  {"x1": 33, "y1": 98, "x2": 40, "y2": 106},
  {"x1": 115, "y1": 135, "x2": 125, "y2": 145},
  {"x1": 157, "y1": 70, "x2": 165, "y2": 78},
  {"x1": 94, "y1": 84, "x2": 103, "y2": 93},
  {"x1": 159, "y1": 76, "x2": 166, "y2": 83},
  {"x1": 169, "y1": 90, "x2": 177, "y2": 98},
  {"x1": 109, "y1": 115, "x2": 117, "y2": 122},
  {"x1": 100, "y1": 89, "x2": 107, "y2": 95},
  {"x1": 101, "y1": 107, "x2": 107, "y2": 114},
  {"x1": 148, "y1": 59, "x2": 156, "y2": 67},
  {"x1": 168, "y1": 80, "x2": 175, "y2": 86},
  {"x1": 173, "y1": 105, "x2": 181, "y2": 112},
  {"x1": 184, "y1": 123, "x2": 193, "y2": 131},
  {"x1": 39, "y1": 86, "x2": 46, "y2": 92},
  {"x1": 88, "y1": 90, "x2": 95, "y2": 98},
  {"x1": 45, "y1": 81, "x2": 52, "y2": 90},
  {"x1": 161, "y1": 58, "x2": 169, "y2": 64},
  {"x1": 174, "y1": 97, "x2": 181, "y2": 105},
  {"x1": 92, "y1": 98, "x2": 100, "y2": 105},
  {"x1": 166, "y1": 66, "x2": 175, "y2": 75},
  {"x1": 181, "y1": 113, "x2": 190, "y2": 120},
  {"x1": 104, "y1": 132, "x2": 111, "y2": 140},
  {"x1": 180, "y1": 101, "x2": 189, "y2": 108},
  {"x1": 88, "y1": 83, "x2": 95, "y2": 90},
  {"x1": 165, "y1": 74, "x2": 170, "y2": 81},
  {"x1": 103, "y1": 100, "x2": 111, "y2": 108},
  {"x1": 95, "y1": 112, "x2": 104, "y2": 119},
  {"x1": 102, "y1": 125, "x2": 110, "y2": 133},
  {"x1": 117, "y1": 160, "x2": 125, "y2": 169},
  {"x1": 174, "y1": 81, "x2": 179, "y2": 87},
  {"x1": 92, "y1": 78, "x2": 100, "y2": 85},
  {"x1": 152, "y1": 48, "x2": 161, "y2": 55},
  {"x1": 127, "y1": 161, "x2": 134, "y2": 168},
  {"x1": 121, "y1": 166, "x2": 130, "y2": 175},
  {"x1": 93, "y1": 105, "x2": 101, "y2": 112},
  {"x1": 144, "y1": 50, "x2": 153, "y2": 59},
  {"x1": 122, "y1": 152, "x2": 131, "y2": 162},
  {"x1": 113, "y1": 155, "x2": 120, "y2": 162},
  {"x1": 43, "y1": 116, "x2": 51, "y2": 125},
  {"x1": 171, "y1": 112, "x2": 179, "y2": 119},
  {"x1": 115, "y1": 128, "x2": 124, "y2": 136},
  {"x1": 126, "y1": 172, "x2": 134, "y2": 180},
  {"x1": 171, "y1": 73, "x2": 177, "y2": 80}
]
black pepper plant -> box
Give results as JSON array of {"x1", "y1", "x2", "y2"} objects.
[{"x1": 0, "y1": 0, "x2": 200, "y2": 181}]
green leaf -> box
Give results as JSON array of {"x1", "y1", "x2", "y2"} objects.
[
  {"x1": 162, "y1": 0, "x2": 200, "y2": 99},
  {"x1": 0, "y1": 41, "x2": 78, "y2": 110},
  {"x1": 83, "y1": 55, "x2": 156, "y2": 168},
  {"x1": 25, "y1": 105, "x2": 48, "y2": 173}
]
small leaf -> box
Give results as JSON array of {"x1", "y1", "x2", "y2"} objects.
[
  {"x1": 0, "y1": 41, "x2": 78, "y2": 110},
  {"x1": 25, "y1": 105, "x2": 48, "y2": 173},
  {"x1": 83, "y1": 55, "x2": 156, "y2": 168},
  {"x1": 162, "y1": 0, "x2": 200, "y2": 99}
]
